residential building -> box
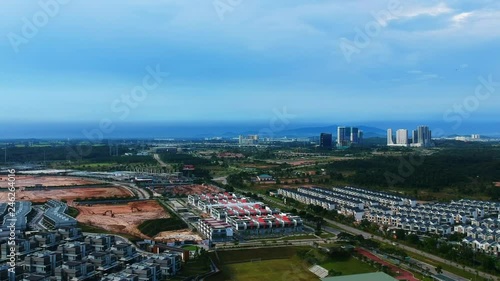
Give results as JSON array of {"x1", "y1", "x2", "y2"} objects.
[
  {"x1": 22, "y1": 251, "x2": 63, "y2": 276},
  {"x1": 53, "y1": 261, "x2": 97, "y2": 281},
  {"x1": 396, "y1": 129, "x2": 409, "y2": 146},
  {"x1": 124, "y1": 262, "x2": 161, "y2": 281},
  {"x1": 387, "y1": 129, "x2": 395, "y2": 145},
  {"x1": 198, "y1": 219, "x2": 234, "y2": 242}
]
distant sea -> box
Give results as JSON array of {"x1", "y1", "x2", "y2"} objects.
[{"x1": 0, "y1": 120, "x2": 498, "y2": 139}]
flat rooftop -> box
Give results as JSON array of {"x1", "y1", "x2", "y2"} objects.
[{"x1": 322, "y1": 272, "x2": 397, "y2": 281}]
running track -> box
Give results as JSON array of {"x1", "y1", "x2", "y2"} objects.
[{"x1": 357, "y1": 248, "x2": 420, "y2": 281}]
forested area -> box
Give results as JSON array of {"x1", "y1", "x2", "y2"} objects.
[{"x1": 325, "y1": 148, "x2": 500, "y2": 199}]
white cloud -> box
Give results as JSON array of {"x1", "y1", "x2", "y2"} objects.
[
  {"x1": 452, "y1": 12, "x2": 474, "y2": 26},
  {"x1": 401, "y1": 2, "x2": 453, "y2": 18}
]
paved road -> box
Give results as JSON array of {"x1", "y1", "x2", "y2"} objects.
[
  {"x1": 213, "y1": 176, "x2": 228, "y2": 185},
  {"x1": 153, "y1": 153, "x2": 168, "y2": 168},
  {"x1": 112, "y1": 182, "x2": 150, "y2": 200}
]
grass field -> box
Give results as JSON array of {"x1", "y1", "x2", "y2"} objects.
[
  {"x1": 222, "y1": 257, "x2": 317, "y2": 281},
  {"x1": 206, "y1": 246, "x2": 383, "y2": 281},
  {"x1": 138, "y1": 218, "x2": 188, "y2": 237}
]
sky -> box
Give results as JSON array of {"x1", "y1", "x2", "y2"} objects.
[{"x1": 1, "y1": 0, "x2": 499, "y2": 136}]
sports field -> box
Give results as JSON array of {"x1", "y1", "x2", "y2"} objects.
[{"x1": 222, "y1": 257, "x2": 317, "y2": 281}]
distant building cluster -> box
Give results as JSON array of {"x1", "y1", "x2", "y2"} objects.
[
  {"x1": 337, "y1": 126, "x2": 363, "y2": 148},
  {"x1": 188, "y1": 193, "x2": 303, "y2": 241},
  {"x1": 455, "y1": 134, "x2": 486, "y2": 142},
  {"x1": 387, "y1": 125, "x2": 432, "y2": 147},
  {"x1": 319, "y1": 127, "x2": 363, "y2": 149},
  {"x1": 278, "y1": 186, "x2": 500, "y2": 256},
  {"x1": 238, "y1": 135, "x2": 259, "y2": 146}
]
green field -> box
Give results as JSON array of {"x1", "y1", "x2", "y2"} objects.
[
  {"x1": 138, "y1": 218, "x2": 188, "y2": 237},
  {"x1": 206, "y1": 246, "x2": 381, "y2": 281},
  {"x1": 222, "y1": 257, "x2": 317, "y2": 281}
]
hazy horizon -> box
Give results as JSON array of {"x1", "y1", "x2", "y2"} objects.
[{"x1": 1, "y1": 120, "x2": 499, "y2": 139}]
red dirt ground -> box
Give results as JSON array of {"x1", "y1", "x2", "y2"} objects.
[
  {"x1": 0, "y1": 186, "x2": 133, "y2": 203},
  {"x1": 357, "y1": 248, "x2": 419, "y2": 281},
  {"x1": 76, "y1": 200, "x2": 169, "y2": 239},
  {"x1": 154, "y1": 230, "x2": 202, "y2": 242},
  {"x1": 0, "y1": 176, "x2": 101, "y2": 188}
]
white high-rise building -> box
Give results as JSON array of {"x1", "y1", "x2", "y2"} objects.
[
  {"x1": 396, "y1": 129, "x2": 409, "y2": 146},
  {"x1": 387, "y1": 129, "x2": 395, "y2": 145}
]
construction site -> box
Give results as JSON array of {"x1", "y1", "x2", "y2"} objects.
[
  {"x1": 152, "y1": 184, "x2": 221, "y2": 196},
  {"x1": 0, "y1": 175, "x2": 101, "y2": 188},
  {"x1": 0, "y1": 185, "x2": 134, "y2": 203},
  {"x1": 75, "y1": 200, "x2": 170, "y2": 238}
]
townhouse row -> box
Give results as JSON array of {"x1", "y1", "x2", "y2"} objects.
[{"x1": 190, "y1": 193, "x2": 304, "y2": 241}]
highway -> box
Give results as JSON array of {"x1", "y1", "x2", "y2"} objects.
[{"x1": 112, "y1": 181, "x2": 150, "y2": 200}]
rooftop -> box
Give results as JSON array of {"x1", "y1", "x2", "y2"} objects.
[{"x1": 322, "y1": 272, "x2": 397, "y2": 281}]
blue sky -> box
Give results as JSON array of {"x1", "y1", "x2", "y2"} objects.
[{"x1": 1, "y1": 0, "x2": 499, "y2": 127}]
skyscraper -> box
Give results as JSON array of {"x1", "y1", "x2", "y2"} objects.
[
  {"x1": 412, "y1": 129, "x2": 418, "y2": 144},
  {"x1": 320, "y1": 133, "x2": 333, "y2": 148},
  {"x1": 337, "y1": 127, "x2": 347, "y2": 146},
  {"x1": 337, "y1": 126, "x2": 361, "y2": 147},
  {"x1": 350, "y1": 127, "x2": 359, "y2": 144},
  {"x1": 387, "y1": 129, "x2": 395, "y2": 145},
  {"x1": 417, "y1": 125, "x2": 432, "y2": 147},
  {"x1": 396, "y1": 129, "x2": 409, "y2": 146},
  {"x1": 357, "y1": 130, "x2": 364, "y2": 144}
]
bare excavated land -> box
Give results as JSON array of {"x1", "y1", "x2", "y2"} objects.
[
  {"x1": 0, "y1": 175, "x2": 101, "y2": 188},
  {"x1": 76, "y1": 200, "x2": 169, "y2": 239}
]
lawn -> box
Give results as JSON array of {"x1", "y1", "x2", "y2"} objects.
[
  {"x1": 182, "y1": 245, "x2": 199, "y2": 251},
  {"x1": 321, "y1": 257, "x2": 376, "y2": 276},
  {"x1": 219, "y1": 257, "x2": 317, "y2": 281}
]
